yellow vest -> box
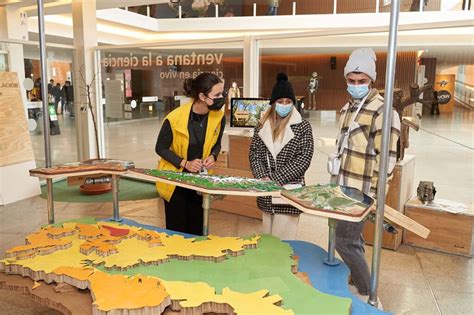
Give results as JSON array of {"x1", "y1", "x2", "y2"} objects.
[{"x1": 156, "y1": 100, "x2": 224, "y2": 201}]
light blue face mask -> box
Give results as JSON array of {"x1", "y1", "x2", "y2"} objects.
[
  {"x1": 347, "y1": 84, "x2": 370, "y2": 99},
  {"x1": 275, "y1": 102, "x2": 293, "y2": 117}
]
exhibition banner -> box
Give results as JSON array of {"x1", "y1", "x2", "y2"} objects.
[{"x1": 0, "y1": 72, "x2": 35, "y2": 167}]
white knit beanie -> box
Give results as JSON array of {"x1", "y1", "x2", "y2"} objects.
[{"x1": 344, "y1": 48, "x2": 377, "y2": 81}]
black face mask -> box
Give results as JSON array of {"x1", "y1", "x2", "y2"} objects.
[{"x1": 207, "y1": 97, "x2": 225, "y2": 111}]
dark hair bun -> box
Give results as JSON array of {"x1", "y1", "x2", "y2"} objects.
[
  {"x1": 183, "y1": 78, "x2": 194, "y2": 97},
  {"x1": 276, "y1": 73, "x2": 288, "y2": 82}
]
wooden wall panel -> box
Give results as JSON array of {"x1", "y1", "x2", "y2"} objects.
[
  {"x1": 259, "y1": 51, "x2": 417, "y2": 110},
  {"x1": 336, "y1": 0, "x2": 376, "y2": 13},
  {"x1": 50, "y1": 61, "x2": 72, "y2": 85},
  {"x1": 32, "y1": 59, "x2": 41, "y2": 80},
  {"x1": 243, "y1": 0, "x2": 333, "y2": 15},
  {"x1": 243, "y1": 0, "x2": 441, "y2": 15},
  {"x1": 421, "y1": 57, "x2": 437, "y2": 86},
  {"x1": 0, "y1": 72, "x2": 35, "y2": 167}
]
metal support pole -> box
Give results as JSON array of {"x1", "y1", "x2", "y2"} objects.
[
  {"x1": 368, "y1": 0, "x2": 400, "y2": 307},
  {"x1": 47, "y1": 179, "x2": 54, "y2": 224},
  {"x1": 178, "y1": 5, "x2": 182, "y2": 19},
  {"x1": 37, "y1": 0, "x2": 54, "y2": 224},
  {"x1": 253, "y1": 3, "x2": 257, "y2": 16},
  {"x1": 146, "y1": 5, "x2": 150, "y2": 17},
  {"x1": 215, "y1": 4, "x2": 219, "y2": 17},
  {"x1": 323, "y1": 218, "x2": 340, "y2": 266},
  {"x1": 111, "y1": 175, "x2": 121, "y2": 221},
  {"x1": 333, "y1": 0, "x2": 338, "y2": 14},
  {"x1": 202, "y1": 193, "x2": 211, "y2": 235},
  {"x1": 376, "y1": 0, "x2": 380, "y2": 13},
  {"x1": 292, "y1": 2, "x2": 296, "y2": 15}
]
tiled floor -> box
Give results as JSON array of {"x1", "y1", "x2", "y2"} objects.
[{"x1": 3, "y1": 108, "x2": 473, "y2": 314}]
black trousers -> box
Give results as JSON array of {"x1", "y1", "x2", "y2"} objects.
[{"x1": 164, "y1": 186, "x2": 204, "y2": 236}]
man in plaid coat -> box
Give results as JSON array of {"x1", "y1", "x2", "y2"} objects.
[{"x1": 331, "y1": 48, "x2": 400, "y2": 299}]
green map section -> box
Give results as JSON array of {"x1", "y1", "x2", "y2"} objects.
[
  {"x1": 100, "y1": 234, "x2": 351, "y2": 314},
  {"x1": 145, "y1": 169, "x2": 282, "y2": 192},
  {"x1": 283, "y1": 184, "x2": 367, "y2": 213}
]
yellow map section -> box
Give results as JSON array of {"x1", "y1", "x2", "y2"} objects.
[
  {"x1": 0, "y1": 222, "x2": 289, "y2": 314},
  {"x1": 50, "y1": 266, "x2": 291, "y2": 314},
  {"x1": 162, "y1": 281, "x2": 293, "y2": 315},
  {"x1": 0, "y1": 222, "x2": 259, "y2": 274}
]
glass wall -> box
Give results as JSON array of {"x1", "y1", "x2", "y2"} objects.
[
  {"x1": 0, "y1": 41, "x2": 76, "y2": 168},
  {"x1": 0, "y1": 44, "x2": 9, "y2": 72},
  {"x1": 97, "y1": 43, "x2": 244, "y2": 167}
]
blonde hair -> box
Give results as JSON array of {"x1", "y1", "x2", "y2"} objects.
[{"x1": 259, "y1": 104, "x2": 293, "y2": 141}]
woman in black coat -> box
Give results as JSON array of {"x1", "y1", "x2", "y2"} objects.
[{"x1": 249, "y1": 73, "x2": 314, "y2": 240}]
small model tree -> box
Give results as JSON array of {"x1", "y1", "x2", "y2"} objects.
[{"x1": 77, "y1": 65, "x2": 101, "y2": 159}]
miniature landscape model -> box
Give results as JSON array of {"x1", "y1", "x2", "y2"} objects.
[
  {"x1": 132, "y1": 168, "x2": 283, "y2": 193},
  {"x1": 30, "y1": 159, "x2": 135, "y2": 176},
  {"x1": 281, "y1": 184, "x2": 371, "y2": 216},
  {"x1": 0, "y1": 219, "x2": 352, "y2": 314}
]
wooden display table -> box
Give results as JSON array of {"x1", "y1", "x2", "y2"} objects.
[
  {"x1": 126, "y1": 168, "x2": 281, "y2": 236},
  {"x1": 29, "y1": 159, "x2": 134, "y2": 224},
  {"x1": 404, "y1": 198, "x2": 473, "y2": 257},
  {"x1": 281, "y1": 185, "x2": 375, "y2": 265},
  {"x1": 30, "y1": 160, "x2": 430, "y2": 267}
]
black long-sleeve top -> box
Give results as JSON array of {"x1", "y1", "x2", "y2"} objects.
[{"x1": 155, "y1": 110, "x2": 226, "y2": 169}]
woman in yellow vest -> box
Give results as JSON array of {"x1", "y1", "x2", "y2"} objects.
[{"x1": 155, "y1": 73, "x2": 226, "y2": 235}]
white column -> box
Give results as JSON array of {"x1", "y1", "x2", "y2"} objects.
[
  {"x1": 243, "y1": 36, "x2": 259, "y2": 98},
  {"x1": 0, "y1": 6, "x2": 29, "y2": 110},
  {"x1": 72, "y1": 0, "x2": 99, "y2": 160}
]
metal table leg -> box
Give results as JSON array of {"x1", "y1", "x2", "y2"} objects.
[
  {"x1": 202, "y1": 193, "x2": 211, "y2": 236},
  {"x1": 46, "y1": 178, "x2": 55, "y2": 224},
  {"x1": 323, "y1": 218, "x2": 340, "y2": 266},
  {"x1": 201, "y1": 194, "x2": 224, "y2": 236},
  {"x1": 111, "y1": 175, "x2": 122, "y2": 222}
]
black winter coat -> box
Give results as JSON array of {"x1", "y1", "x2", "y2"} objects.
[{"x1": 249, "y1": 111, "x2": 314, "y2": 214}]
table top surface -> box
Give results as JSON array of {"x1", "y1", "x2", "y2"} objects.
[
  {"x1": 407, "y1": 198, "x2": 474, "y2": 216},
  {"x1": 29, "y1": 159, "x2": 134, "y2": 179},
  {"x1": 30, "y1": 163, "x2": 373, "y2": 222},
  {"x1": 281, "y1": 185, "x2": 374, "y2": 222}
]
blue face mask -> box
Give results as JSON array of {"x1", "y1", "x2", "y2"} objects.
[
  {"x1": 347, "y1": 84, "x2": 370, "y2": 99},
  {"x1": 275, "y1": 102, "x2": 293, "y2": 117}
]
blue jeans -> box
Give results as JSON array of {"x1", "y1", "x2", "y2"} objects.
[
  {"x1": 336, "y1": 219, "x2": 370, "y2": 295},
  {"x1": 267, "y1": 6, "x2": 277, "y2": 15}
]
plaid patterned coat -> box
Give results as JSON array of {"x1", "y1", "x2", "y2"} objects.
[
  {"x1": 335, "y1": 89, "x2": 401, "y2": 195},
  {"x1": 249, "y1": 109, "x2": 314, "y2": 214}
]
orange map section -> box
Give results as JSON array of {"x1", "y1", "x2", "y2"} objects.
[{"x1": 53, "y1": 267, "x2": 170, "y2": 313}]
